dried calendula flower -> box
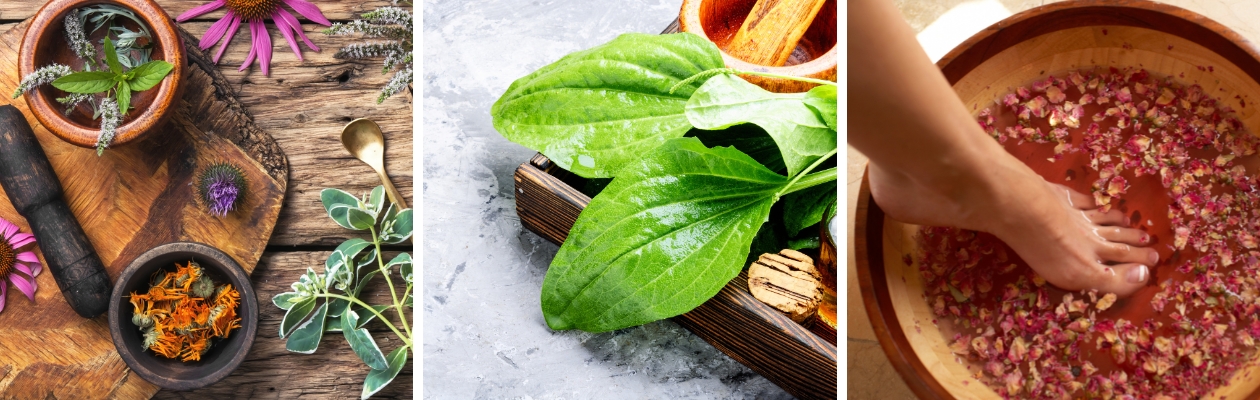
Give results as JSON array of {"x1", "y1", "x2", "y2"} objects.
[{"x1": 127, "y1": 260, "x2": 242, "y2": 362}]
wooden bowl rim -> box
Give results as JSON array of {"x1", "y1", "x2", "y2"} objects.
[
  {"x1": 855, "y1": 1, "x2": 1260, "y2": 399},
  {"x1": 677, "y1": 0, "x2": 837, "y2": 78},
  {"x1": 18, "y1": 0, "x2": 185, "y2": 149},
  {"x1": 107, "y1": 241, "x2": 258, "y2": 391}
]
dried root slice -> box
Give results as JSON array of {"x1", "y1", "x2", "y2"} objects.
[{"x1": 748, "y1": 249, "x2": 824, "y2": 323}]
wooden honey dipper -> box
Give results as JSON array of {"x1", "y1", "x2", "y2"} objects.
[{"x1": 680, "y1": 0, "x2": 837, "y2": 92}]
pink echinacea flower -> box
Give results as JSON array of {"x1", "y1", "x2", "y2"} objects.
[
  {"x1": 0, "y1": 217, "x2": 41, "y2": 313},
  {"x1": 177, "y1": 0, "x2": 331, "y2": 76}
]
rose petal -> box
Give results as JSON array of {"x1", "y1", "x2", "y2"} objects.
[
  {"x1": 10, "y1": 274, "x2": 35, "y2": 301},
  {"x1": 272, "y1": 11, "x2": 302, "y2": 61},
  {"x1": 281, "y1": 0, "x2": 330, "y2": 26},
  {"x1": 214, "y1": 12, "x2": 243, "y2": 64},
  {"x1": 276, "y1": 8, "x2": 319, "y2": 52},
  {"x1": 177, "y1": 0, "x2": 226, "y2": 22}
]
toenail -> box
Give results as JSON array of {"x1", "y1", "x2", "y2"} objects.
[
  {"x1": 1127, "y1": 265, "x2": 1149, "y2": 284},
  {"x1": 1149, "y1": 251, "x2": 1160, "y2": 264},
  {"x1": 1141, "y1": 233, "x2": 1149, "y2": 243}
]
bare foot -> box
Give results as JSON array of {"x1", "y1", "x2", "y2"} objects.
[{"x1": 870, "y1": 161, "x2": 1157, "y2": 297}]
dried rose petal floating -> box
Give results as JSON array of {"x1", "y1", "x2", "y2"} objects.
[{"x1": 920, "y1": 67, "x2": 1260, "y2": 399}]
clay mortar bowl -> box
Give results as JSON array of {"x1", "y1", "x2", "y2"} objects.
[
  {"x1": 679, "y1": 0, "x2": 836, "y2": 93},
  {"x1": 855, "y1": 1, "x2": 1260, "y2": 398},
  {"x1": 108, "y1": 242, "x2": 257, "y2": 391},
  {"x1": 19, "y1": 0, "x2": 183, "y2": 150}
]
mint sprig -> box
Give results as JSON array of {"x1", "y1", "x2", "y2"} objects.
[{"x1": 50, "y1": 37, "x2": 172, "y2": 115}]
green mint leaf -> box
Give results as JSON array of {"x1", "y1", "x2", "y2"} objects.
[
  {"x1": 361, "y1": 346, "x2": 408, "y2": 399},
  {"x1": 104, "y1": 37, "x2": 122, "y2": 75},
  {"x1": 541, "y1": 138, "x2": 787, "y2": 332},
  {"x1": 783, "y1": 179, "x2": 838, "y2": 235},
  {"x1": 285, "y1": 301, "x2": 328, "y2": 354},
  {"x1": 51, "y1": 71, "x2": 117, "y2": 94},
  {"x1": 126, "y1": 60, "x2": 173, "y2": 91},
  {"x1": 803, "y1": 84, "x2": 837, "y2": 130},
  {"x1": 685, "y1": 74, "x2": 836, "y2": 177},
  {"x1": 491, "y1": 32, "x2": 724, "y2": 178},
  {"x1": 115, "y1": 81, "x2": 131, "y2": 114},
  {"x1": 341, "y1": 310, "x2": 389, "y2": 370}
]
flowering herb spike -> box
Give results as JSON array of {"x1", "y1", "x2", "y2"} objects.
[
  {"x1": 196, "y1": 162, "x2": 248, "y2": 217},
  {"x1": 326, "y1": 6, "x2": 413, "y2": 103}
]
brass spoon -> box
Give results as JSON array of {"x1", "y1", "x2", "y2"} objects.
[{"x1": 341, "y1": 118, "x2": 408, "y2": 209}]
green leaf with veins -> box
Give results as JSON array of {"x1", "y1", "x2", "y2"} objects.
[
  {"x1": 361, "y1": 346, "x2": 409, "y2": 399},
  {"x1": 491, "y1": 32, "x2": 724, "y2": 178},
  {"x1": 51, "y1": 71, "x2": 117, "y2": 94},
  {"x1": 115, "y1": 81, "x2": 130, "y2": 114},
  {"x1": 342, "y1": 309, "x2": 389, "y2": 369},
  {"x1": 803, "y1": 84, "x2": 837, "y2": 130},
  {"x1": 286, "y1": 301, "x2": 328, "y2": 354},
  {"x1": 541, "y1": 138, "x2": 787, "y2": 332},
  {"x1": 685, "y1": 74, "x2": 835, "y2": 177},
  {"x1": 104, "y1": 37, "x2": 123, "y2": 75},
  {"x1": 783, "y1": 179, "x2": 838, "y2": 235},
  {"x1": 126, "y1": 60, "x2": 173, "y2": 91}
]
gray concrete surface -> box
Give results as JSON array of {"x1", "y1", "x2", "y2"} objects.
[{"x1": 420, "y1": 1, "x2": 794, "y2": 398}]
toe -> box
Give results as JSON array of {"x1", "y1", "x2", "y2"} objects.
[
  {"x1": 1092, "y1": 263, "x2": 1150, "y2": 297},
  {"x1": 1053, "y1": 183, "x2": 1097, "y2": 210},
  {"x1": 1084, "y1": 208, "x2": 1127, "y2": 226},
  {"x1": 1099, "y1": 242, "x2": 1160, "y2": 265},
  {"x1": 1096, "y1": 226, "x2": 1151, "y2": 246}
]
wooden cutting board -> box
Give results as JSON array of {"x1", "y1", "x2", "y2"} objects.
[{"x1": 0, "y1": 19, "x2": 288, "y2": 398}]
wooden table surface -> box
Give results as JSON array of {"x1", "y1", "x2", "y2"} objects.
[{"x1": 0, "y1": 0, "x2": 414, "y2": 398}]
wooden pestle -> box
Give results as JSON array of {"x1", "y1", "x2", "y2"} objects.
[
  {"x1": 725, "y1": 0, "x2": 828, "y2": 66},
  {"x1": 0, "y1": 105, "x2": 110, "y2": 318}
]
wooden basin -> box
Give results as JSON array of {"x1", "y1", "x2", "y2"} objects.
[{"x1": 855, "y1": 1, "x2": 1260, "y2": 398}]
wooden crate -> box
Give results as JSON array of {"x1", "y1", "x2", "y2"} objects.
[{"x1": 514, "y1": 153, "x2": 837, "y2": 400}]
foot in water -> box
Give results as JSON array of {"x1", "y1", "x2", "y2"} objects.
[{"x1": 869, "y1": 161, "x2": 1157, "y2": 297}]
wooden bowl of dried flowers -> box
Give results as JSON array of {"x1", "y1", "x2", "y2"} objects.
[
  {"x1": 856, "y1": 1, "x2": 1260, "y2": 399},
  {"x1": 17, "y1": 0, "x2": 183, "y2": 154},
  {"x1": 107, "y1": 242, "x2": 257, "y2": 391}
]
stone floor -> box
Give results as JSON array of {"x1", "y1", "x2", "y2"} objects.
[{"x1": 421, "y1": 1, "x2": 794, "y2": 398}]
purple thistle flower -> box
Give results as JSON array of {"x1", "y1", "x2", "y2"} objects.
[{"x1": 196, "y1": 163, "x2": 248, "y2": 217}]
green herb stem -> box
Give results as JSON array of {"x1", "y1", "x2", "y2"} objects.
[
  {"x1": 781, "y1": 167, "x2": 837, "y2": 196},
  {"x1": 777, "y1": 148, "x2": 839, "y2": 198},
  {"x1": 370, "y1": 226, "x2": 412, "y2": 339},
  {"x1": 670, "y1": 67, "x2": 837, "y2": 94},
  {"x1": 318, "y1": 292, "x2": 412, "y2": 347},
  {"x1": 729, "y1": 69, "x2": 837, "y2": 87}
]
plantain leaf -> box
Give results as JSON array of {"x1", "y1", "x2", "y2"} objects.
[
  {"x1": 491, "y1": 32, "x2": 724, "y2": 178},
  {"x1": 286, "y1": 301, "x2": 328, "y2": 354},
  {"x1": 783, "y1": 179, "x2": 838, "y2": 235},
  {"x1": 685, "y1": 74, "x2": 835, "y2": 177},
  {"x1": 541, "y1": 138, "x2": 787, "y2": 332},
  {"x1": 279, "y1": 297, "x2": 317, "y2": 338},
  {"x1": 803, "y1": 84, "x2": 837, "y2": 130},
  {"x1": 361, "y1": 346, "x2": 409, "y2": 399},
  {"x1": 342, "y1": 309, "x2": 388, "y2": 370}
]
